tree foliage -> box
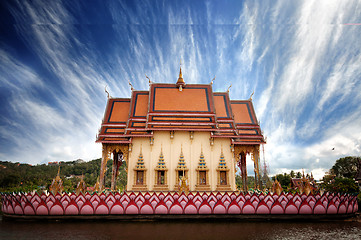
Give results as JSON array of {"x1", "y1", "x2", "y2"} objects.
[
  {"x1": 272, "y1": 173, "x2": 292, "y2": 189},
  {"x1": 323, "y1": 177, "x2": 358, "y2": 194},
  {"x1": 331, "y1": 156, "x2": 359, "y2": 178},
  {"x1": 0, "y1": 159, "x2": 127, "y2": 193}
]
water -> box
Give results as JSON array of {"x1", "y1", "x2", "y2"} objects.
[{"x1": 1, "y1": 215, "x2": 361, "y2": 240}]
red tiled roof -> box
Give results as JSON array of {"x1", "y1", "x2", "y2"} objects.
[{"x1": 96, "y1": 81, "x2": 265, "y2": 144}]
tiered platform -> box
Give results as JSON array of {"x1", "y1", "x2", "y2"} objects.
[{"x1": 1, "y1": 192, "x2": 358, "y2": 220}]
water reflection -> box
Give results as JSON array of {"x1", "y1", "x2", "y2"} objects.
[{"x1": 1, "y1": 216, "x2": 360, "y2": 240}]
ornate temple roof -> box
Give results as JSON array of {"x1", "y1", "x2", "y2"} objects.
[{"x1": 96, "y1": 68, "x2": 265, "y2": 145}]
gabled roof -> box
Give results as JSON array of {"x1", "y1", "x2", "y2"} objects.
[
  {"x1": 96, "y1": 69, "x2": 265, "y2": 145},
  {"x1": 146, "y1": 83, "x2": 217, "y2": 131}
]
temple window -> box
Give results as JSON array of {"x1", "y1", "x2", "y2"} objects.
[
  {"x1": 178, "y1": 170, "x2": 184, "y2": 179},
  {"x1": 136, "y1": 170, "x2": 144, "y2": 185},
  {"x1": 216, "y1": 148, "x2": 231, "y2": 191},
  {"x1": 195, "y1": 149, "x2": 210, "y2": 191},
  {"x1": 199, "y1": 171, "x2": 207, "y2": 185},
  {"x1": 132, "y1": 146, "x2": 147, "y2": 191},
  {"x1": 153, "y1": 147, "x2": 169, "y2": 191},
  {"x1": 157, "y1": 170, "x2": 165, "y2": 185},
  {"x1": 220, "y1": 171, "x2": 227, "y2": 185}
]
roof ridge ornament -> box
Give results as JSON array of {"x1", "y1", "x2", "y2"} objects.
[
  {"x1": 128, "y1": 80, "x2": 134, "y2": 91},
  {"x1": 227, "y1": 84, "x2": 232, "y2": 93},
  {"x1": 210, "y1": 76, "x2": 216, "y2": 85},
  {"x1": 145, "y1": 74, "x2": 152, "y2": 86},
  {"x1": 105, "y1": 85, "x2": 111, "y2": 99},
  {"x1": 248, "y1": 91, "x2": 254, "y2": 101}
]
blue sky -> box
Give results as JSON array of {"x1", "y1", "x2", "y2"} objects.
[{"x1": 0, "y1": 0, "x2": 360, "y2": 180}]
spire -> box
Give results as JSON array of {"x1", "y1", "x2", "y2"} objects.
[
  {"x1": 156, "y1": 146, "x2": 167, "y2": 170},
  {"x1": 177, "y1": 66, "x2": 185, "y2": 84},
  {"x1": 176, "y1": 145, "x2": 187, "y2": 170},
  {"x1": 176, "y1": 61, "x2": 185, "y2": 90},
  {"x1": 135, "y1": 145, "x2": 146, "y2": 169},
  {"x1": 218, "y1": 147, "x2": 228, "y2": 170},
  {"x1": 197, "y1": 148, "x2": 207, "y2": 170}
]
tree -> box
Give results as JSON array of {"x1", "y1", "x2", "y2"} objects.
[
  {"x1": 272, "y1": 173, "x2": 291, "y2": 189},
  {"x1": 331, "y1": 156, "x2": 359, "y2": 178},
  {"x1": 323, "y1": 177, "x2": 358, "y2": 194},
  {"x1": 235, "y1": 174, "x2": 242, "y2": 190}
]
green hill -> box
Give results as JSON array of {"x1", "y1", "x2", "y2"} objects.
[{"x1": 0, "y1": 159, "x2": 127, "y2": 193}]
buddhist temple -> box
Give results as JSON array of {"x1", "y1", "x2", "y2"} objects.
[{"x1": 96, "y1": 67, "x2": 265, "y2": 192}]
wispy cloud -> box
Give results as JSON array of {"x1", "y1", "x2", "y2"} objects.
[{"x1": 0, "y1": 0, "x2": 360, "y2": 180}]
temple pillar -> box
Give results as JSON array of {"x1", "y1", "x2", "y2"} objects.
[
  {"x1": 252, "y1": 146, "x2": 261, "y2": 189},
  {"x1": 240, "y1": 152, "x2": 248, "y2": 192},
  {"x1": 111, "y1": 151, "x2": 117, "y2": 191},
  {"x1": 99, "y1": 144, "x2": 109, "y2": 191},
  {"x1": 111, "y1": 151, "x2": 124, "y2": 191}
]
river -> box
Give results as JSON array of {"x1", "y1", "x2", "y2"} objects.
[{"x1": 1, "y1": 215, "x2": 361, "y2": 240}]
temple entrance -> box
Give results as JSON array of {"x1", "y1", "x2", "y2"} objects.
[
  {"x1": 111, "y1": 150, "x2": 124, "y2": 191},
  {"x1": 99, "y1": 144, "x2": 129, "y2": 191},
  {"x1": 234, "y1": 145, "x2": 262, "y2": 192}
]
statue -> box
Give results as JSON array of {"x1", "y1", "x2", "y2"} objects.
[
  {"x1": 178, "y1": 176, "x2": 189, "y2": 195},
  {"x1": 76, "y1": 174, "x2": 87, "y2": 195},
  {"x1": 49, "y1": 166, "x2": 64, "y2": 195}
]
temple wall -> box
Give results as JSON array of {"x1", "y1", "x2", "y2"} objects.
[{"x1": 127, "y1": 131, "x2": 236, "y2": 192}]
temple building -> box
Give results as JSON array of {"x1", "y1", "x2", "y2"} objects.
[{"x1": 96, "y1": 67, "x2": 265, "y2": 192}]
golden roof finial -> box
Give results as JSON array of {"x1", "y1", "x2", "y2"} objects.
[
  {"x1": 177, "y1": 68, "x2": 184, "y2": 84},
  {"x1": 177, "y1": 59, "x2": 185, "y2": 85}
]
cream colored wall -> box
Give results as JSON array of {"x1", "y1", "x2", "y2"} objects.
[{"x1": 127, "y1": 131, "x2": 236, "y2": 192}]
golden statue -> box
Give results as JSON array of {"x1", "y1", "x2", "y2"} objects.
[
  {"x1": 94, "y1": 177, "x2": 100, "y2": 192},
  {"x1": 49, "y1": 166, "x2": 64, "y2": 195},
  {"x1": 271, "y1": 178, "x2": 283, "y2": 195},
  {"x1": 178, "y1": 175, "x2": 189, "y2": 195},
  {"x1": 76, "y1": 174, "x2": 87, "y2": 195}
]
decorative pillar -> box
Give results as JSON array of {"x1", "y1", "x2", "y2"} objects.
[
  {"x1": 252, "y1": 145, "x2": 261, "y2": 190},
  {"x1": 240, "y1": 152, "x2": 248, "y2": 192},
  {"x1": 111, "y1": 151, "x2": 123, "y2": 191},
  {"x1": 99, "y1": 144, "x2": 109, "y2": 191}
]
